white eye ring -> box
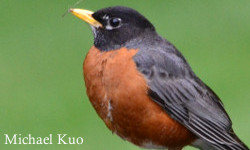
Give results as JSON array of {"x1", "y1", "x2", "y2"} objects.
[{"x1": 106, "y1": 18, "x2": 122, "y2": 30}]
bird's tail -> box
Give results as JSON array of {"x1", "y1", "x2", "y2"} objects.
[
  {"x1": 211, "y1": 130, "x2": 249, "y2": 150},
  {"x1": 192, "y1": 130, "x2": 249, "y2": 150},
  {"x1": 227, "y1": 130, "x2": 249, "y2": 150}
]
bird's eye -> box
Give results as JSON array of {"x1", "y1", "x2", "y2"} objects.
[{"x1": 109, "y1": 18, "x2": 122, "y2": 28}]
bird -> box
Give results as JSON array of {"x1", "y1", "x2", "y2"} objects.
[{"x1": 69, "y1": 6, "x2": 249, "y2": 150}]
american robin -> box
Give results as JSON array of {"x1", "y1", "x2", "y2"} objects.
[{"x1": 70, "y1": 6, "x2": 249, "y2": 150}]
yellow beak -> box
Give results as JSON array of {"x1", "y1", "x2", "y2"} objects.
[{"x1": 69, "y1": 8, "x2": 103, "y2": 28}]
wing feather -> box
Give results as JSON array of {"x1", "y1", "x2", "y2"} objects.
[{"x1": 133, "y1": 42, "x2": 248, "y2": 149}]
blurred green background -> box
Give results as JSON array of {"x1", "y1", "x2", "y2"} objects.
[{"x1": 0, "y1": 0, "x2": 249, "y2": 149}]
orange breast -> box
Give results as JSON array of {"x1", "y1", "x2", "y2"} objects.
[{"x1": 83, "y1": 46, "x2": 196, "y2": 149}]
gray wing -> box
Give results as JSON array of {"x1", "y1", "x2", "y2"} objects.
[{"x1": 133, "y1": 40, "x2": 247, "y2": 150}]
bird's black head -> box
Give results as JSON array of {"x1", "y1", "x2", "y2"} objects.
[{"x1": 70, "y1": 6, "x2": 156, "y2": 51}]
